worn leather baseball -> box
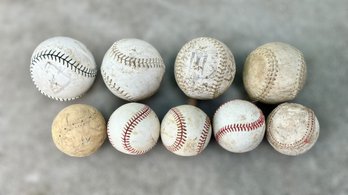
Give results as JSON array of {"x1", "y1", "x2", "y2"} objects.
[
  {"x1": 101, "y1": 39, "x2": 165, "y2": 101},
  {"x1": 30, "y1": 36, "x2": 97, "y2": 101},
  {"x1": 213, "y1": 99, "x2": 265, "y2": 153},
  {"x1": 267, "y1": 103, "x2": 320, "y2": 156},
  {"x1": 174, "y1": 37, "x2": 236, "y2": 99},
  {"x1": 107, "y1": 103, "x2": 160, "y2": 155},
  {"x1": 161, "y1": 105, "x2": 212, "y2": 156},
  {"x1": 243, "y1": 42, "x2": 307, "y2": 104},
  {"x1": 52, "y1": 104, "x2": 107, "y2": 157}
]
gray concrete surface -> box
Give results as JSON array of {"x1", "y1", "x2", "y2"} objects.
[{"x1": 0, "y1": 0, "x2": 347, "y2": 194}]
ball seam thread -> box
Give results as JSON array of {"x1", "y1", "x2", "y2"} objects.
[
  {"x1": 101, "y1": 68, "x2": 134, "y2": 101},
  {"x1": 166, "y1": 108, "x2": 187, "y2": 152},
  {"x1": 31, "y1": 49, "x2": 97, "y2": 77},
  {"x1": 196, "y1": 116, "x2": 211, "y2": 154},
  {"x1": 110, "y1": 42, "x2": 165, "y2": 69},
  {"x1": 121, "y1": 106, "x2": 152, "y2": 155},
  {"x1": 252, "y1": 47, "x2": 279, "y2": 101},
  {"x1": 215, "y1": 111, "x2": 265, "y2": 142}
]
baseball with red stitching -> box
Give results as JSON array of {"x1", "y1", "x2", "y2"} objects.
[
  {"x1": 267, "y1": 103, "x2": 320, "y2": 156},
  {"x1": 174, "y1": 37, "x2": 236, "y2": 100},
  {"x1": 101, "y1": 39, "x2": 165, "y2": 101},
  {"x1": 107, "y1": 103, "x2": 160, "y2": 155},
  {"x1": 243, "y1": 42, "x2": 307, "y2": 104},
  {"x1": 30, "y1": 36, "x2": 97, "y2": 101},
  {"x1": 161, "y1": 105, "x2": 212, "y2": 156},
  {"x1": 213, "y1": 99, "x2": 266, "y2": 153}
]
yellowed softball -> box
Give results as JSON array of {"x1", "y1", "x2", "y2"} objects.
[
  {"x1": 52, "y1": 104, "x2": 107, "y2": 157},
  {"x1": 243, "y1": 42, "x2": 307, "y2": 104}
]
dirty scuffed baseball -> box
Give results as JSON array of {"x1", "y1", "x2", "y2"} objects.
[
  {"x1": 52, "y1": 104, "x2": 107, "y2": 157},
  {"x1": 30, "y1": 36, "x2": 97, "y2": 101},
  {"x1": 267, "y1": 103, "x2": 320, "y2": 156},
  {"x1": 243, "y1": 42, "x2": 307, "y2": 104},
  {"x1": 175, "y1": 37, "x2": 236, "y2": 99},
  {"x1": 107, "y1": 103, "x2": 160, "y2": 155},
  {"x1": 161, "y1": 105, "x2": 212, "y2": 156},
  {"x1": 213, "y1": 99, "x2": 266, "y2": 153},
  {"x1": 101, "y1": 39, "x2": 165, "y2": 101}
]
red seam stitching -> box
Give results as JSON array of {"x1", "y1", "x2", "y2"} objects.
[
  {"x1": 196, "y1": 116, "x2": 211, "y2": 154},
  {"x1": 215, "y1": 112, "x2": 265, "y2": 142},
  {"x1": 121, "y1": 106, "x2": 151, "y2": 155},
  {"x1": 107, "y1": 125, "x2": 116, "y2": 148},
  {"x1": 166, "y1": 108, "x2": 187, "y2": 152}
]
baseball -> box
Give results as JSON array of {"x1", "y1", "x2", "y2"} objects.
[
  {"x1": 51, "y1": 104, "x2": 107, "y2": 157},
  {"x1": 161, "y1": 105, "x2": 212, "y2": 156},
  {"x1": 267, "y1": 103, "x2": 320, "y2": 156},
  {"x1": 101, "y1": 39, "x2": 165, "y2": 101},
  {"x1": 174, "y1": 37, "x2": 236, "y2": 99},
  {"x1": 107, "y1": 103, "x2": 160, "y2": 155},
  {"x1": 243, "y1": 42, "x2": 307, "y2": 104},
  {"x1": 213, "y1": 99, "x2": 265, "y2": 153},
  {"x1": 30, "y1": 36, "x2": 97, "y2": 101}
]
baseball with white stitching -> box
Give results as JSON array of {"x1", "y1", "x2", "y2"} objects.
[
  {"x1": 213, "y1": 99, "x2": 265, "y2": 153},
  {"x1": 174, "y1": 37, "x2": 236, "y2": 99},
  {"x1": 243, "y1": 42, "x2": 307, "y2": 104},
  {"x1": 30, "y1": 36, "x2": 97, "y2": 101},
  {"x1": 107, "y1": 103, "x2": 160, "y2": 155},
  {"x1": 101, "y1": 39, "x2": 165, "y2": 101},
  {"x1": 267, "y1": 103, "x2": 320, "y2": 156},
  {"x1": 161, "y1": 105, "x2": 212, "y2": 156},
  {"x1": 52, "y1": 104, "x2": 107, "y2": 157}
]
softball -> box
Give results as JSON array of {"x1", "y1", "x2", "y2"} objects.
[
  {"x1": 175, "y1": 37, "x2": 236, "y2": 99},
  {"x1": 101, "y1": 39, "x2": 165, "y2": 101},
  {"x1": 30, "y1": 36, "x2": 97, "y2": 101},
  {"x1": 243, "y1": 42, "x2": 307, "y2": 104}
]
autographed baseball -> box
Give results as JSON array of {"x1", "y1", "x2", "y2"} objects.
[
  {"x1": 213, "y1": 99, "x2": 265, "y2": 153},
  {"x1": 107, "y1": 103, "x2": 160, "y2": 155},
  {"x1": 161, "y1": 105, "x2": 212, "y2": 156},
  {"x1": 175, "y1": 37, "x2": 236, "y2": 99},
  {"x1": 101, "y1": 39, "x2": 165, "y2": 101},
  {"x1": 52, "y1": 104, "x2": 107, "y2": 157},
  {"x1": 267, "y1": 103, "x2": 320, "y2": 156},
  {"x1": 30, "y1": 36, "x2": 97, "y2": 101},
  {"x1": 243, "y1": 42, "x2": 307, "y2": 104}
]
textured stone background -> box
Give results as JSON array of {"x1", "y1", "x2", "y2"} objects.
[{"x1": 0, "y1": 0, "x2": 347, "y2": 194}]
